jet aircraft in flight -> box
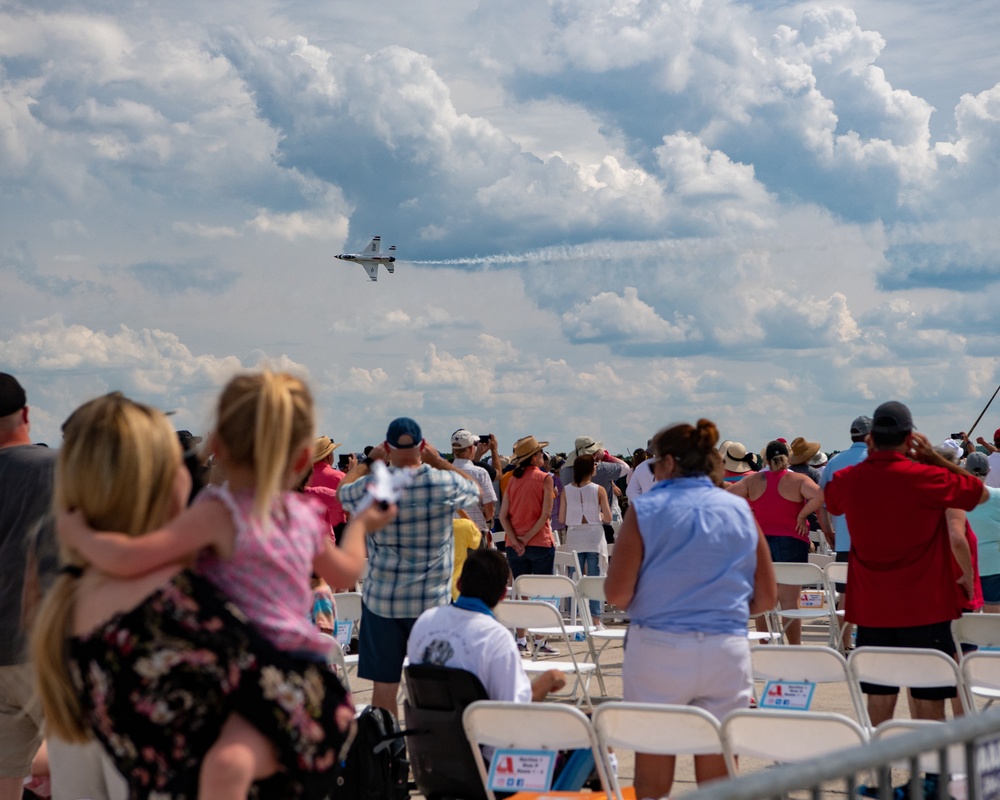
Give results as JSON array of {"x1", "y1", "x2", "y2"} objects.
[{"x1": 335, "y1": 236, "x2": 397, "y2": 281}]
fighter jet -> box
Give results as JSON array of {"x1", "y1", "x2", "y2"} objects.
[{"x1": 335, "y1": 236, "x2": 397, "y2": 281}]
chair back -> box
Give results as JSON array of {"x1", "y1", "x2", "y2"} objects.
[
  {"x1": 554, "y1": 549, "x2": 583, "y2": 578},
  {"x1": 847, "y1": 646, "x2": 968, "y2": 727},
  {"x1": 953, "y1": 613, "x2": 1000, "y2": 652},
  {"x1": 721, "y1": 709, "x2": 868, "y2": 774},
  {"x1": 824, "y1": 561, "x2": 848, "y2": 587},
  {"x1": 772, "y1": 561, "x2": 827, "y2": 587},
  {"x1": 462, "y1": 701, "x2": 611, "y2": 800},
  {"x1": 751, "y1": 645, "x2": 865, "y2": 724},
  {"x1": 404, "y1": 665, "x2": 489, "y2": 800},
  {"x1": 514, "y1": 573, "x2": 578, "y2": 600}
]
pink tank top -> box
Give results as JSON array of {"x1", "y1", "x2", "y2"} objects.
[{"x1": 749, "y1": 470, "x2": 807, "y2": 541}]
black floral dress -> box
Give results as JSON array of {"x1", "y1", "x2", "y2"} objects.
[{"x1": 69, "y1": 570, "x2": 354, "y2": 800}]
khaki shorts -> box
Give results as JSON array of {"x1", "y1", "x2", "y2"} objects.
[
  {"x1": 622, "y1": 625, "x2": 753, "y2": 720},
  {"x1": 0, "y1": 662, "x2": 44, "y2": 776}
]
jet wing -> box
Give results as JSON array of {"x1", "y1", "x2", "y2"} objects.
[{"x1": 364, "y1": 262, "x2": 379, "y2": 281}]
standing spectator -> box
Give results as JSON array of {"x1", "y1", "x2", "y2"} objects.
[
  {"x1": 824, "y1": 401, "x2": 988, "y2": 726},
  {"x1": 975, "y1": 429, "x2": 1000, "y2": 489},
  {"x1": 500, "y1": 435, "x2": 558, "y2": 654},
  {"x1": 307, "y1": 435, "x2": 348, "y2": 541},
  {"x1": 451, "y1": 429, "x2": 498, "y2": 545},
  {"x1": 0, "y1": 373, "x2": 57, "y2": 800},
  {"x1": 605, "y1": 419, "x2": 776, "y2": 800},
  {"x1": 966, "y1": 452, "x2": 1000, "y2": 613},
  {"x1": 727, "y1": 440, "x2": 823, "y2": 645},
  {"x1": 818, "y1": 415, "x2": 872, "y2": 649},
  {"x1": 626, "y1": 441, "x2": 657, "y2": 501},
  {"x1": 721, "y1": 441, "x2": 756, "y2": 483},
  {"x1": 559, "y1": 454, "x2": 612, "y2": 629},
  {"x1": 338, "y1": 417, "x2": 480, "y2": 718},
  {"x1": 560, "y1": 436, "x2": 629, "y2": 544}
]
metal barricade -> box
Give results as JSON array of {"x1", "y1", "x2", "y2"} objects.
[{"x1": 685, "y1": 707, "x2": 1000, "y2": 800}]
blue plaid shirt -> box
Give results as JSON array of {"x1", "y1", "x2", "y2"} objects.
[{"x1": 339, "y1": 464, "x2": 480, "y2": 618}]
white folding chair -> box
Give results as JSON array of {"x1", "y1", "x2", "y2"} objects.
[
  {"x1": 592, "y1": 702, "x2": 728, "y2": 800},
  {"x1": 321, "y1": 633, "x2": 352, "y2": 693},
  {"x1": 960, "y1": 651, "x2": 1000, "y2": 710},
  {"x1": 750, "y1": 644, "x2": 867, "y2": 725},
  {"x1": 871, "y1": 719, "x2": 967, "y2": 776},
  {"x1": 514, "y1": 574, "x2": 609, "y2": 696},
  {"x1": 847, "y1": 646, "x2": 970, "y2": 729},
  {"x1": 553, "y1": 548, "x2": 583, "y2": 579},
  {"x1": 462, "y1": 701, "x2": 612, "y2": 800},
  {"x1": 494, "y1": 600, "x2": 598, "y2": 708},
  {"x1": 577, "y1": 576, "x2": 626, "y2": 678},
  {"x1": 721, "y1": 709, "x2": 868, "y2": 775},
  {"x1": 952, "y1": 613, "x2": 1000, "y2": 655},
  {"x1": 332, "y1": 591, "x2": 362, "y2": 675},
  {"x1": 771, "y1": 561, "x2": 842, "y2": 651}
]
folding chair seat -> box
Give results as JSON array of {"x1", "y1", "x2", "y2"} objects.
[
  {"x1": 847, "y1": 646, "x2": 970, "y2": 729},
  {"x1": 592, "y1": 702, "x2": 728, "y2": 799},
  {"x1": 494, "y1": 600, "x2": 599, "y2": 709},
  {"x1": 402, "y1": 665, "x2": 490, "y2": 800},
  {"x1": 771, "y1": 561, "x2": 842, "y2": 651},
  {"x1": 462, "y1": 701, "x2": 612, "y2": 800},
  {"x1": 721, "y1": 709, "x2": 868, "y2": 775},
  {"x1": 750, "y1": 644, "x2": 866, "y2": 725}
]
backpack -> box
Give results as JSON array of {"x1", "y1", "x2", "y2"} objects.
[{"x1": 335, "y1": 706, "x2": 410, "y2": 800}]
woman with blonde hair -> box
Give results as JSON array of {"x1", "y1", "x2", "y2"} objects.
[{"x1": 42, "y1": 380, "x2": 390, "y2": 799}]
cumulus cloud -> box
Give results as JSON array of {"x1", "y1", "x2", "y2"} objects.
[{"x1": 561, "y1": 287, "x2": 703, "y2": 354}]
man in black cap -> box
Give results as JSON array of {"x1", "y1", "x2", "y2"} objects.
[
  {"x1": 0, "y1": 373, "x2": 58, "y2": 799},
  {"x1": 825, "y1": 400, "x2": 989, "y2": 727},
  {"x1": 338, "y1": 417, "x2": 481, "y2": 719}
]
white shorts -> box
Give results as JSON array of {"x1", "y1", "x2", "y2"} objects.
[{"x1": 622, "y1": 625, "x2": 753, "y2": 720}]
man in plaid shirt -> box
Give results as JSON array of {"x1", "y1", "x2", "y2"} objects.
[{"x1": 338, "y1": 417, "x2": 480, "y2": 717}]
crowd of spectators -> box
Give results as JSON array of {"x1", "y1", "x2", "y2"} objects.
[{"x1": 3, "y1": 366, "x2": 998, "y2": 798}]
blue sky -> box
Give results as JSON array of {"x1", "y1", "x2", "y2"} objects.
[{"x1": 3, "y1": 0, "x2": 1000, "y2": 457}]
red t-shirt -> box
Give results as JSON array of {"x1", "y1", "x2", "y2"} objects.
[{"x1": 825, "y1": 450, "x2": 983, "y2": 627}]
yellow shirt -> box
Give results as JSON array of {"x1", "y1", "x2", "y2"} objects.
[{"x1": 451, "y1": 518, "x2": 483, "y2": 600}]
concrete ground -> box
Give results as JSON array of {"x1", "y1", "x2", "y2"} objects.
[{"x1": 346, "y1": 617, "x2": 971, "y2": 798}]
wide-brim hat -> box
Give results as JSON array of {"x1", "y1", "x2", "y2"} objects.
[
  {"x1": 312, "y1": 435, "x2": 342, "y2": 463},
  {"x1": 511, "y1": 435, "x2": 549, "y2": 466},
  {"x1": 723, "y1": 442, "x2": 754, "y2": 473},
  {"x1": 565, "y1": 435, "x2": 603, "y2": 467},
  {"x1": 788, "y1": 436, "x2": 821, "y2": 465}
]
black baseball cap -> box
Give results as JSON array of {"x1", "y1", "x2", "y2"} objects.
[
  {"x1": 871, "y1": 401, "x2": 914, "y2": 435},
  {"x1": 0, "y1": 373, "x2": 27, "y2": 417}
]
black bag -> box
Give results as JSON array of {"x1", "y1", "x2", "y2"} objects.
[{"x1": 335, "y1": 706, "x2": 410, "y2": 800}]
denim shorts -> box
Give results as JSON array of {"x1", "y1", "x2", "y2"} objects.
[
  {"x1": 357, "y1": 603, "x2": 416, "y2": 683},
  {"x1": 506, "y1": 545, "x2": 556, "y2": 579},
  {"x1": 766, "y1": 535, "x2": 809, "y2": 564},
  {"x1": 981, "y1": 573, "x2": 1000, "y2": 604}
]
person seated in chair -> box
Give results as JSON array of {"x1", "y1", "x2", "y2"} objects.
[{"x1": 407, "y1": 548, "x2": 566, "y2": 702}]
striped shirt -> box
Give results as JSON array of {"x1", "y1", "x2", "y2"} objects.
[{"x1": 339, "y1": 464, "x2": 480, "y2": 618}]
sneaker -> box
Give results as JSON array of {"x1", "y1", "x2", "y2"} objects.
[
  {"x1": 517, "y1": 640, "x2": 530, "y2": 655},
  {"x1": 535, "y1": 641, "x2": 560, "y2": 655},
  {"x1": 593, "y1": 622, "x2": 608, "y2": 632}
]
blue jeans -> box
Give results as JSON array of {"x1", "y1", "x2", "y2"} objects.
[
  {"x1": 506, "y1": 545, "x2": 556, "y2": 579},
  {"x1": 569, "y1": 551, "x2": 603, "y2": 619}
]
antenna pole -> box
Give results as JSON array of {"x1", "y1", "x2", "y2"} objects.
[{"x1": 967, "y1": 382, "x2": 1000, "y2": 440}]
